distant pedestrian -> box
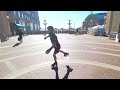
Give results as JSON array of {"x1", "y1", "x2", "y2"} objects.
[
  {"x1": 76, "y1": 28, "x2": 79, "y2": 35},
  {"x1": 44, "y1": 26, "x2": 69, "y2": 68}
]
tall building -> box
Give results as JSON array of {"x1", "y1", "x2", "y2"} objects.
[
  {"x1": 0, "y1": 11, "x2": 11, "y2": 42},
  {"x1": 6, "y1": 11, "x2": 40, "y2": 36},
  {"x1": 105, "y1": 11, "x2": 120, "y2": 35},
  {"x1": 0, "y1": 11, "x2": 40, "y2": 42}
]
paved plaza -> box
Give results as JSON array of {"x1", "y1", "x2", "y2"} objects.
[{"x1": 0, "y1": 34, "x2": 120, "y2": 79}]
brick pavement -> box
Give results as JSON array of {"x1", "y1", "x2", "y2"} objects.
[{"x1": 0, "y1": 34, "x2": 120, "y2": 79}]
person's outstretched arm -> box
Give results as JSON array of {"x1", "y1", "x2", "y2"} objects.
[{"x1": 44, "y1": 35, "x2": 50, "y2": 39}]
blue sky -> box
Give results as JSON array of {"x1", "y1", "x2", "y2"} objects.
[{"x1": 38, "y1": 11, "x2": 107, "y2": 29}]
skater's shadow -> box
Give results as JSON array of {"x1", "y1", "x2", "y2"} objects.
[
  {"x1": 13, "y1": 43, "x2": 21, "y2": 47},
  {"x1": 51, "y1": 61, "x2": 73, "y2": 79}
]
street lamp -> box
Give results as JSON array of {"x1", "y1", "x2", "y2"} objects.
[
  {"x1": 6, "y1": 16, "x2": 11, "y2": 37},
  {"x1": 90, "y1": 20, "x2": 93, "y2": 27},
  {"x1": 43, "y1": 20, "x2": 47, "y2": 35},
  {"x1": 68, "y1": 20, "x2": 72, "y2": 33}
]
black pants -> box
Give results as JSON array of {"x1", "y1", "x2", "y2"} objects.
[
  {"x1": 54, "y1": 44, "x2": 61, "y2": 54},
  {"x1": 18, "y1": 34, "x2": 23, "y2": 41}
]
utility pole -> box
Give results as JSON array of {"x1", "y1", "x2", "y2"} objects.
[
  {"x1": 43, "y1": 20, "x2": 47, "y2": 36},
  {"x1": 68, "y1": 20, "x2": 72, "y2": 34}
]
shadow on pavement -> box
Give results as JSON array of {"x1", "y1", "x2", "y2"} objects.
[
  {"x1": 51, "y1": 61, "x2": 73, "y2": 79},
  {"x1": 13, "y1": 43, "x2": 21, "y2": 47}
]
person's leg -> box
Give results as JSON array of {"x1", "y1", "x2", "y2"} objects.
[
  {"x1": 59, "y1": 50, "x2": 69, "y2": 57},
  {"x1": 53, "y1": 53, "x2": 57, "y2": 62},
  {"x1": 51, "y1": 49, "x2": 58, "y2": 67},
  {"x1": 55, "y1": 68, "x2": 59, "y2": 79},
  {"x1": 63, "y1": 65, "x2": 73, "y2": 79},
  {"x1": 19, "y1": 35, "x2": 23, "y2": 43},
  {"x1": 51, "y1": 61, "x2": 59, "y2": 79},
  {"x1": 51, "y1": 46, "x2": 59, "y2": 67},
  {"x1": 18, "y1": 34, "x2": 20, "y2": 41}
]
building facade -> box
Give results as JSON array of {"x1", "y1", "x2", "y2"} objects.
[
  {"x1": 6, "y1": 11, "x2": 40, "y2": 36},
  {"x1": 105, "y1": 11, "x2": 120, "y2": 35},
  {"x1": 0, "y1": 11, "x2": 11, "y2": 42}
]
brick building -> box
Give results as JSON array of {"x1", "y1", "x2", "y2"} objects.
[
  {"x1": 6, "y1": 11, "x2": 40, "y2": 36},
  {"x1": 0, "y1": 11, "x2": 11, "y2": 42}
]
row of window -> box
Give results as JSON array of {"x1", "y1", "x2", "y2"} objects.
[
  {"x1": 14, "y1": 19, "x2": 40, "y2": 31},
  {"x1": 28, "y1": 23, "x2": 40, "y2": 31},
  {"x1": 13, "y1": 11, "x2": 35, "y2": 21}
]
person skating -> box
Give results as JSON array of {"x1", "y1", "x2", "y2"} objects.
[{"x1": 44, "y1": 26, "x2": 69, "y2": 68}]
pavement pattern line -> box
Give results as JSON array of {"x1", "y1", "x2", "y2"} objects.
[
  {"x1": 2, "y1": 59, "x2": 120, "y2": 79},
  {"x1": 1, "y1": 42, "x2": 120, "y2": 56},
  {"x1": 0, "y1": 42, "x2": 49, "y2": 49},
  {"x1": 71, "y1": 43, "x2": 120, "y2": 52},
  {"x1": 75, "y1": 42, "x2": 120, "y2": 46},
  {"x1": 0, "y1": 52, "x2": 45, "y2": 63},
  {"x1": 0, "y1": 50, "x2": 120, "y2": 63},
  {"x1": 0, "y1": 45, "x2": 45, "y2": 56},
  {"x1": 1, "y1": 41, "x2": 120, "y2": 49},
  {"x1": 4, "y1": 61, "x2": 18, "y2": 73}
]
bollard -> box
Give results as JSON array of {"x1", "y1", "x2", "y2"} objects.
[
  {"x1": 118, "y1": 33, "x2": 120, "y2": 42},
  {"x1": 115, "y1": 33, "x2": 120, "y2": 42},
  {"x1": 1, "y1": 33, "x2": 7, "y2": 43}
]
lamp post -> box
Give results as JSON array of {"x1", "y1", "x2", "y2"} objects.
[
  {"x1": 90, "y1": 20, "x2": 93, "y2": 27},
  {"x1": 6, "y1": 16, "x2": 11, "y2": 37},
  {"x1": 43, "y1": 20, "x2": 47, "y2": 35},
  {"x1": 68, "y1": 20, "x2": 72, "y2": 33}
]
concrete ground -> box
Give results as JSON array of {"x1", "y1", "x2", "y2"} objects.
[{"x1": 0, "y1": 34, "x2": 120, "y2": 79}]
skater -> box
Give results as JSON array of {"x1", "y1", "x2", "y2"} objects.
[
  {"x1": 17, "y1": 28, "x2": 23, "y2": 43},
  {"x1": 44, "y1": 26, "x2": 69, "y2": 68}
]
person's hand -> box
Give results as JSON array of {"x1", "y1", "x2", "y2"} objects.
[
  {"x1": 45, "y1": 49, "x2": 51, "y2": 54},
  {"x1": 44, "y1": 37, "x2": 47, "y2": 39}
]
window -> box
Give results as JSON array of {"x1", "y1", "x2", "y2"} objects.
[
  {"x1": 22, "y1": 14, "x2": 24, "y2": 18},
  {"x1": 18, "y1": 11, "x2": 20, "y2": 17},
  {"x1": 27, "y1": 16, "x2": 29, "y2": 20},
  {"x1": 30, "y1": 23, "x2": 33, "y2": 30},
  {"x1": 38, "y1": 25, "x2": 39, "y2": 30},
  {"x1": 14, "y1": 20, "x2": 17, "y2": 24},
  {"x1": 35, "y1": 24, "x2": 37, "y2": 30},
  {"x1": 25, "y1": 15, "x2": 26, "y2": 19},
  {"x1": 13, "y1": 11, "x2": 16, "y2": 16},
  {"x1": 32, "y1": 14, "x2": 34, "y2": 17}
]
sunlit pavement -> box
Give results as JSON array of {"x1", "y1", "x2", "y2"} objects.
[{"x1": 1, "y1": 34, "x2": 120, "y2": 79}]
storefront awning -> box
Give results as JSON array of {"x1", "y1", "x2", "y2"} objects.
[{"x1": 16, "y1": 24, "x2": 26, "y2": 28}]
